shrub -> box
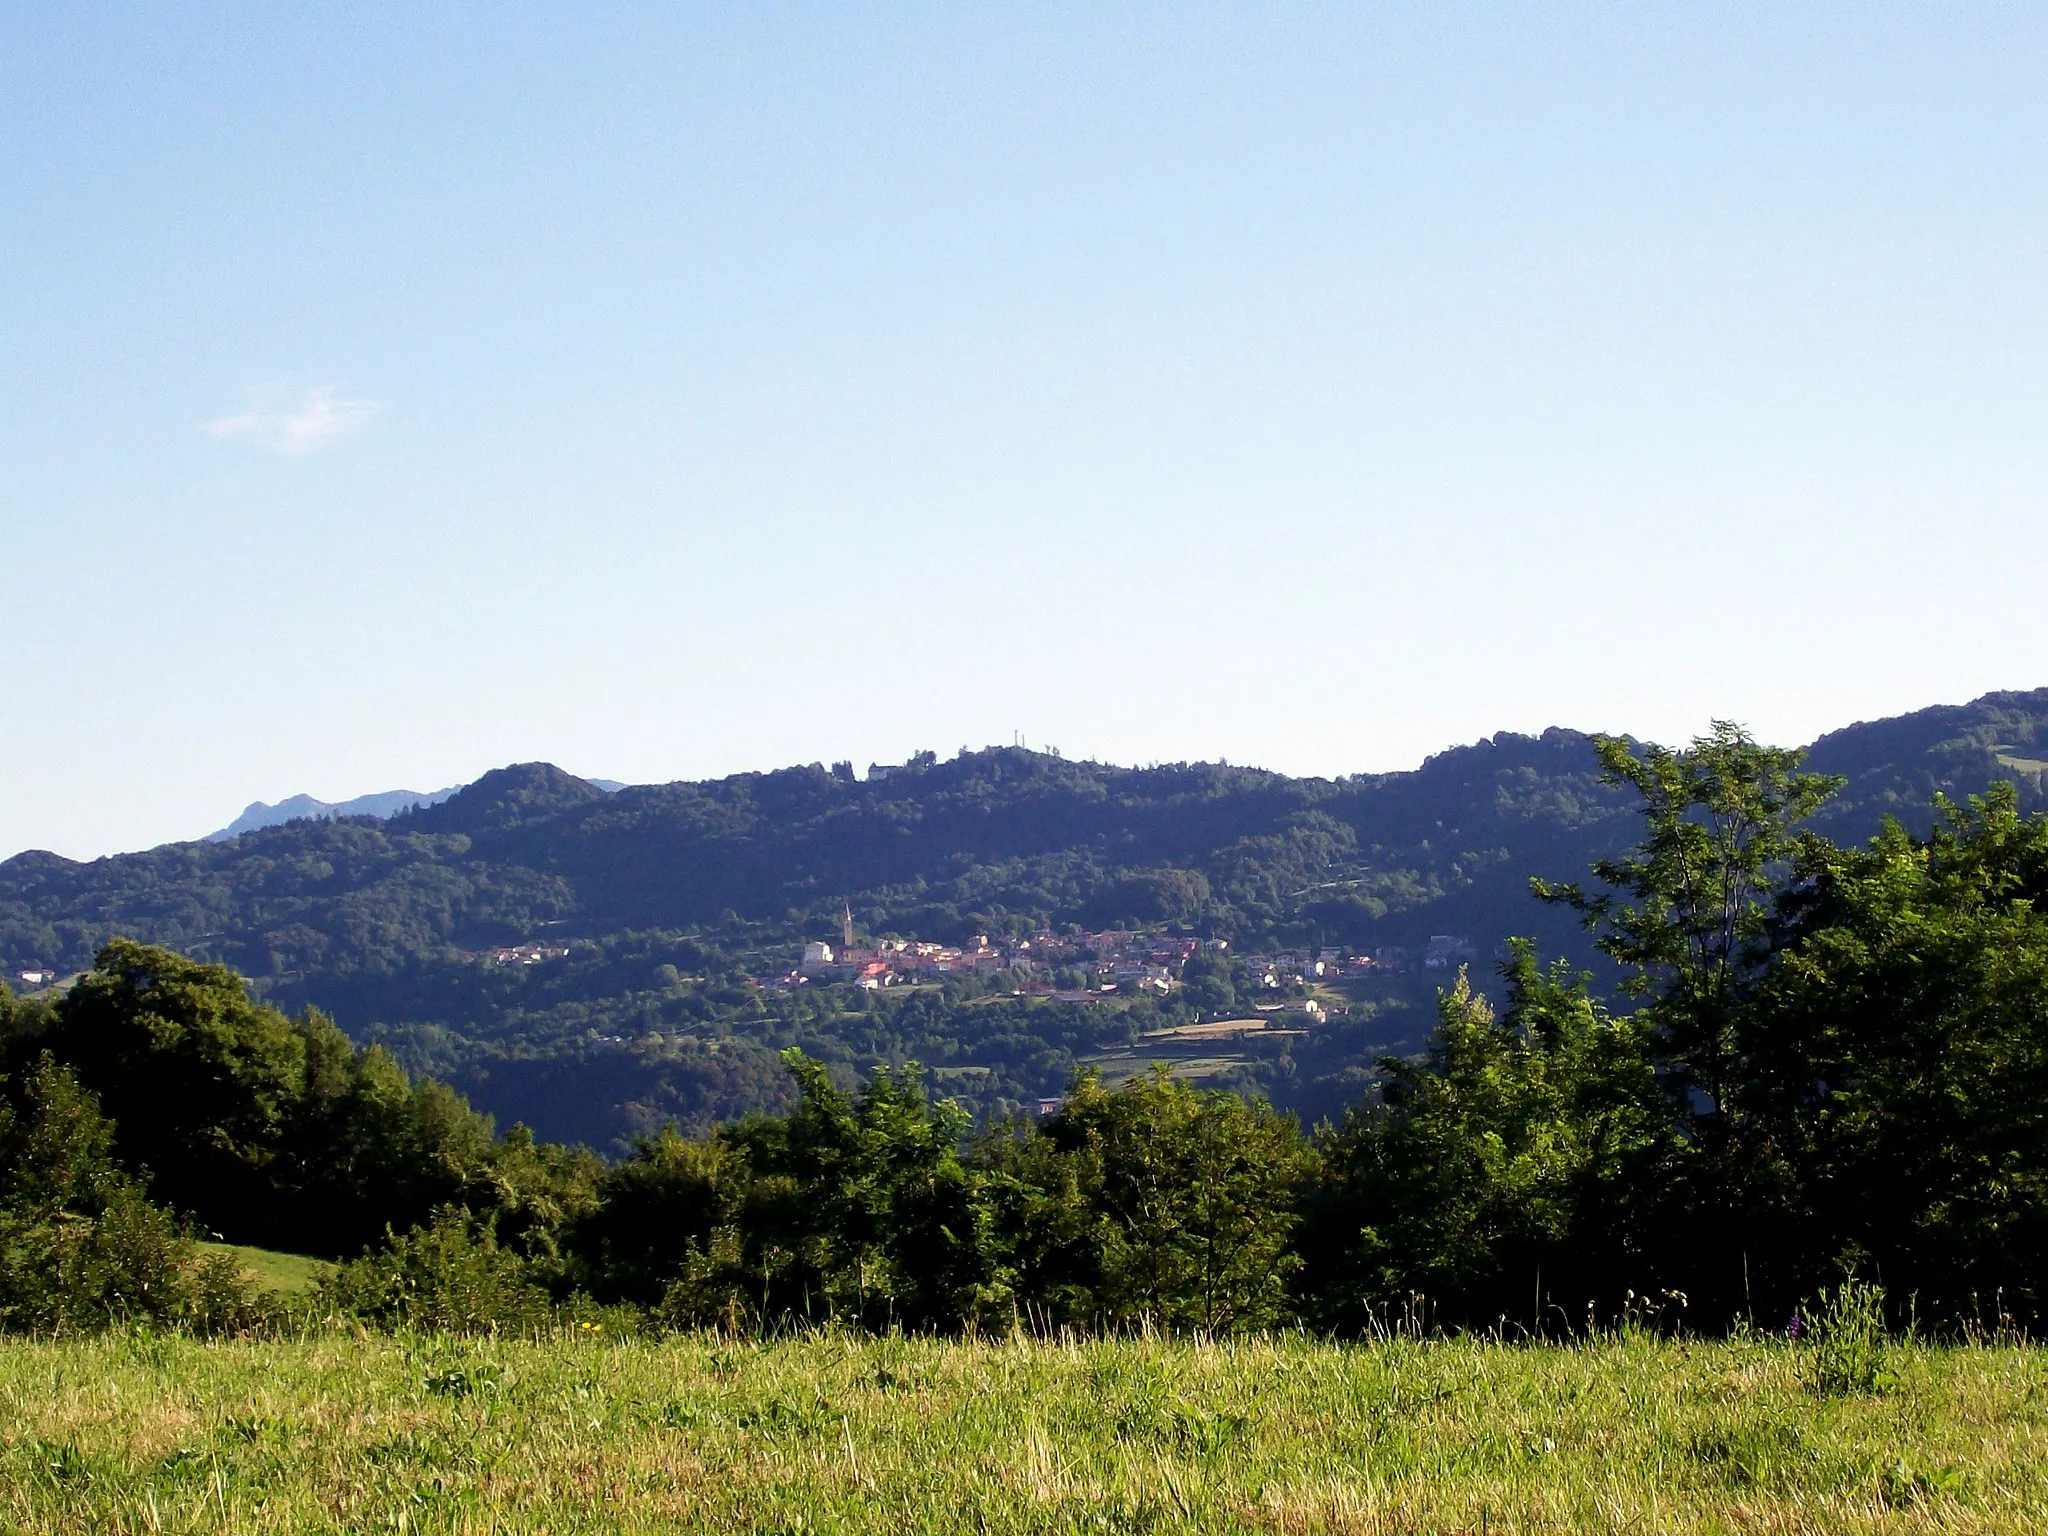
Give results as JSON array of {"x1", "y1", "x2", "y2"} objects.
[
  {"x1": 1801, "y1": 1280, "x2": 1894, "y2": 1397},
  {"x1": 0, "y1": 1054, "x2": 260, "y2": 1335},
  {"x1": 0, "y1": 1190, "x2": 262, "y2": 1335},
  {"x1": 1016, "y1": 1070, "x2": 1309, "y2": 1334},
  {"x1": 323, "y1": 1208, "x2": 555, "y2": 1335}
]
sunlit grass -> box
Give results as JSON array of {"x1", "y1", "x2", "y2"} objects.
[
  {"x1": 2, "y1": 1329, "x2": 2043, "y2": 1532},
  {"x1": 194, "y1": 1243, "x2": 336, "y2": 1296}
]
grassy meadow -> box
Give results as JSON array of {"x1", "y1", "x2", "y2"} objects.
[
  {"x1": 2, "y1": 1329, "x2": 2044, "y2": 1534},
  {"x1": 196, "y1": 1243, "x2": 337, "y2": 1296}
]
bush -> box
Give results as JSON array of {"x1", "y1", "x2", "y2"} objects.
[
  {"x1": 0, "y1": 1054, "x2": 260, "y2": 1335},
  {"x1": 0, "y1": 1192, "x2": 261, "y2": 1335},
  {"x1": 323, "y1": 1209, "x2": 555, "y2": 1335},
  {"x1": 1002, "y1": 1070, "x2": 1308, "y2": 1334},
  {"x1": 1801, "y1": 1280, "x2": 1893, "y2": 1397}
]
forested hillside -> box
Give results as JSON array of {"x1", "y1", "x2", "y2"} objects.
[
  {"x1": 4, "y1": 689, "x2": 2043, "y2": 1149},
  {"x1": 10, "y1": 715, "x2": 2048, "y2": 1340}
]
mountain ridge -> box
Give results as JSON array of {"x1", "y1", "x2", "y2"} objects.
[
  {"x1": 206, "y1": 786, "x2": 463, "y2": 842},
  {"x1": 5, "y1": 689, "x2": 2043, "y2": 1148},
  {"x1": 202, "y1": 774, "x2": 630, "y2": 843}
]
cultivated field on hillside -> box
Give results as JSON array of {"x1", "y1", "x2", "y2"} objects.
[{"x1": 3, "y1": 1331, "x2": 2043, "y2": 1534}]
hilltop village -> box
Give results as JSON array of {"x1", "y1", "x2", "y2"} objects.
[{"x1": 769, "y1": 927, "x2": 1480, "y2": 999}]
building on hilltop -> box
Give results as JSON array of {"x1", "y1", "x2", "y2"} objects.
[{"x1": 488, "y1": 945, "x2": 569, "y2": 966}]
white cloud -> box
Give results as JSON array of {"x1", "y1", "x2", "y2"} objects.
[{"x1": 204, "y1": 387, "x2": 384, "y2": 453}]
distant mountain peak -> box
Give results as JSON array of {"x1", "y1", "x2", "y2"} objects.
[
  {"x1": 0, "y1": 848, "x2": 80, "y2": 878},
  {"x1": 208, "y1": 786, "x2": 462, "y2": 841}
]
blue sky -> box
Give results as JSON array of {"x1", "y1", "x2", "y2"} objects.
[{"x1": 5, "y1": 4, "x2": 2046, "y2": 859}]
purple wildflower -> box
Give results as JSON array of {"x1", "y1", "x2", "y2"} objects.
[{"x1": 1786, "y1": 1312, "x2": 1803, "y2": 1340}]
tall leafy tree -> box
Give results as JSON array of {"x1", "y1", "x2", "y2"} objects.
[
  {"x1": 1533, "y1": 725, "x2": 1841, "y2": 1141},
  {"x1": 29, "y1": 939, "x2": 313, "y2": 1229},
  {"x1": 1024, "y1": 1071, "x2": 1307, "y2": 1334},
  {"x1": 9, "y1": 940, "x2": 579, "y2": 1259},
  {"x1": 710, "y1": 1051, "x2": 1002, "y2": 1331},
  {"x1": 1744, "y1": 783, "x2": 2048, "y2": 1320},
  {"x1": 1522, "y1": 727, "x2": 1841, "y2": 1319},
  {"x1": 568, "y1": 1127, "x2": 749, "y2": 1308},
  {"x1": 1301, "y1": 950, "x2": 1671, "y2": 1330}
]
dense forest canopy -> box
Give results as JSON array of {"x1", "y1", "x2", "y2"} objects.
[
  {"x1": 3, "y1": 688, "x2": 2044, "y2": 1150},
  {"x1": 5, "y1": 710, "x2": 2048, "y2": 1338}
]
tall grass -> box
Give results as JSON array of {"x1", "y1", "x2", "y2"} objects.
[{"x1": 1, "y1": 1328, "x2": 2043, "y2": 1532}]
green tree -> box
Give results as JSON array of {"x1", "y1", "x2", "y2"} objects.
[
  {"x1": 568, "y1": 1127, "x2": 748, "y2": 1308},
  {"x1": 1301, "y1": 952, "x2": 1671, "y2": 1330},
  {"x1": 11, "y1": 941, "x2": 572, "y2": 1260},
  {"x1": 1178, "y1": 947, "x2": 1237, "y2": 1015},
  {"x1": 711, "y1": 1051, "x2": 1003, "y2": 1331},
  {"x1": 33, "y1": 939, "x2": 311, "y2": 1229},
  {"x1": 1742, "y1": 784, "x2": 2048, "y2": 1321},
  {"x1": 1534, "y1": 726, "x2": 1841, "y2": 1139},
  {"x1": 1030, "y1": 1071, "x2": 1307, "y2": 1334},
  {"x1": 267, "y1": 1009, "x2": 503, "y2": 1257},
  {"x1": 0, "y1": 1054, "x2": 254, "y2": 1334},
  {"x1": 1524, "y1": 727, "x2": 1843, "y2": 1320}
]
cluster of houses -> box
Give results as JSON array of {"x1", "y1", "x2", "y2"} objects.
[
  {"x1": 1240, "y1": 933, "x2": 1480, "y2": 983},
  {"x1": 767, "y1": 928, "x2": 1479, "y2": 995},
  {"x1": 785, "y1": 935, "x2": 1029, "y2": 989},
  {"x1": 772, "y1": 930, "x2": 1212, "y2": 993},
  {"x1": 483, "y1": 943, "x2": 571, "y2": 966}
]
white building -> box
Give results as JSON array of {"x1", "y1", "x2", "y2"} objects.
[{"x1": 1423, "y1": 935, "x2": 1478, "y2": 969}]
